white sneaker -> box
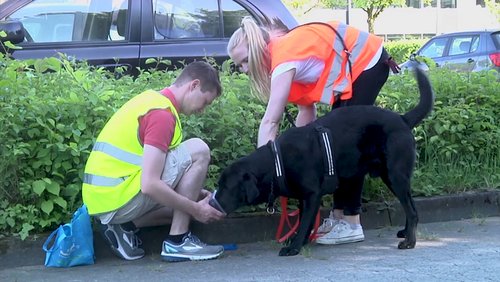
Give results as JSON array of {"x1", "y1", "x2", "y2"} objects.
[
  {"x1": 315, "y1": 211, "x2": 340, "y2": 236},
  {"x1": 316, "y1": 219, "x2": 365, "y2": 245}
]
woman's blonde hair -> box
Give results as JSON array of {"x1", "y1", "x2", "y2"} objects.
[{"x1": 227, "y1": 16, "x2": 271, "y2": 102}]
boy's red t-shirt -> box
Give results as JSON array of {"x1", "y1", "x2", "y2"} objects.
[{"x1": 138, "y1": 88, "x2": 179, "y2": 153}]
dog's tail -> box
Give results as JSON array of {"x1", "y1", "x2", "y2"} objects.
[{"x1": 401, "y1": 67, "x2": 434, "y2": 129}]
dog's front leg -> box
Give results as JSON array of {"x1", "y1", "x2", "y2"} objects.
[{"x1": 279, "y1": 196, "x2": 320, "y2": 256}]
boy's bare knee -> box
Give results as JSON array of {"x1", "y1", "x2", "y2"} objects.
[{"x1": 184, "y1": 138, "x2": 210, "y2": 163}]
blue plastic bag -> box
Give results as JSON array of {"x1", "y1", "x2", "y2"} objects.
[{"x1": 42, "y1": 204, "x2": 95, "y2": 267}]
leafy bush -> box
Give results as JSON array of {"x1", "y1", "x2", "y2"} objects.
[
  {"x1": 0, "y1": 54, "x2": 139, "y2": 238},
  {"x1": 384, "y1": 39, "x2": 426, "y2": 64},
  {"x1": 371, "y1": 68, "x2": 499, "y2": 200}
]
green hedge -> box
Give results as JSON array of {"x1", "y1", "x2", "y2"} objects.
[
  {"x1": 374, "y1": 68, "x2": 500, "y2": 198},
  {"x1": 0, "y1": 51, "x2": 498, "y2": 238},
  {"x1": 383, "y1": 39, "x2": 426, "y2": 64}
]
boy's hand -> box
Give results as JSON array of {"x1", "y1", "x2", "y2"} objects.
[{"x1": 193, "y1": 194, "x2": 225, "y2": 223}]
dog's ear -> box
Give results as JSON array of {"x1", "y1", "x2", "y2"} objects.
[{"x1": 242, "y1": 172, "x2": 259, "y2": 203}]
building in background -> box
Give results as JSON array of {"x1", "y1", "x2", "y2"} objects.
[{"x1": 297, "y1": 0, "x2": 499, "y2": 40}]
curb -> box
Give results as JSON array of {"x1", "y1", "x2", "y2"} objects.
[
  {"x1": 1, "y1": 190, "x2": 498, "y2": 268},
  {"x1": 193, "y1": 190, "x2": 500, "y2": 244}
]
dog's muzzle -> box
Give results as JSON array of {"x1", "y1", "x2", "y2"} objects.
[{"x1": 209, "y1": 190, "x2": 226, "y2": 215}]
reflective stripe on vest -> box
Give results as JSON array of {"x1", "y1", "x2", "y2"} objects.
[
  {"x1": 321, "y1": 23, "x2": 348, "y2": 104},
  {"x1": 93, "y1": 142, "x2": 142, "y2": 166},
  {"x1": 320, "y1": 22, "x2": 371, "y2": 104},
  {"x1": 83, "y1": 174, "x2": 126, "y2": 187},
  {"x1": 83, "y1": 142, "x2": 142, "y2": 187}
]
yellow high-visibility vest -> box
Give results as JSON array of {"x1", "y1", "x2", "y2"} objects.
[{"x1": 82, "y1": 90, "x2": 182, "y2": 215}]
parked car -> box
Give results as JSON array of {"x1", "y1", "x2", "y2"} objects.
[
  {"x1": 399, "y1": 30, "x2": 500, "y2": 74},
  {"x1": 0, "y1": 0, "x2": 298, "y2": 74}
]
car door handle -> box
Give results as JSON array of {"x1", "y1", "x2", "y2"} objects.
[{"x1": 467, "y1": 58, "x2": 475, "y2": 63}]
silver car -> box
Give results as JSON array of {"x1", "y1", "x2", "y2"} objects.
[{"x1": 400, "y1": 30, "x2": 500, "y2": 74}]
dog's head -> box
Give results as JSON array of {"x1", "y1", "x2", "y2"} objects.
[{"x1": 212, "y1": 160, "x2": 268, "y2": 214}]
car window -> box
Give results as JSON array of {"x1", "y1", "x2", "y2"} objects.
[
  {"x1": 448, "y1": 36, "x2": 478, "y2": 56},
  {"x1": 153, "y1": 0, "x2": 251, "y2": 40},
  {"x1": 420, "y1": 37, "x2": 448, "y2": 58},
  {"x1": 491, "y1": 32, "x2": 500, "y2": 50},
  {"x1": 470, "y1": 36, "x2": 480, "y2": 52},
  {"x1": 6, "y1": 0, "x2": 128, "y2": 43},
  {"x1": 220, "y1": 0, "x2": 251, "y2": 38},
  {"x1": 154, "y1": 0, "x2": 219, "y2": 39}
]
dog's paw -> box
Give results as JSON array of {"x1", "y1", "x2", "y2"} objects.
[
  {"x1": 398, "y1": 240, "x2": 416, "y2": 249},
  {"x1": 397, "y1": 229, "x2": 406, "y2": 238},
  {"x1": 279, "y1": 246, "x2": 300, "y2": 256}
]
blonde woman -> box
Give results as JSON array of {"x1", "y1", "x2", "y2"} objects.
[{"x1": 228, "y1": 16, "x2": 399, "y2": 245}]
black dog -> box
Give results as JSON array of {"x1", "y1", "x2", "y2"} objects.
[{"x1": 214, "y1": 68, "x2": 433, "y2": 256}]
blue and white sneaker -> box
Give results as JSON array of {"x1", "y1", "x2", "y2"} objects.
[{"x1": 161, "y1": 232, "x2": 224, "y2": 262}]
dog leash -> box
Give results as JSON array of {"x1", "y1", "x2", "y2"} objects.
[
  {"x1": 270, "y1": 139, "x2": 300, "y2": 243},
  {"x1": 276, "y1": 196, "x2": 322, "y2": 243}
]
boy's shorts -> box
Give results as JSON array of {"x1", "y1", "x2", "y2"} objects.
[{"x1": 97, "y1": 142, "x2": 192, "y2": 225}]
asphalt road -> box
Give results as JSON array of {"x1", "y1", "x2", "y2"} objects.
[{"x1": 1, "y1": 216, "x2": 499, "y2": 282}]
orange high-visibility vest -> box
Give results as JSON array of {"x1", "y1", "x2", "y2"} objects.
[{"x1": 269, "y1": 21, "x2": 383, "y2": 106}]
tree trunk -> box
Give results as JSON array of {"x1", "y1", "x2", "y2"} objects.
[{"x1": 366, "y1": 13, "x2": 374, "y2": 33}]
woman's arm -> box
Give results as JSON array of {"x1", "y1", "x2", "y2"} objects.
[
  {"x1": 296, "y1": 104, "x2": 317, "y2": 127},
  {"x1": 257, "y1": 68, "x2": 295, "y2": 148}
]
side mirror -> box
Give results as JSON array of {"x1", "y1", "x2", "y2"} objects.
[
  {"x1": 0, "y1": 20, "x2": 25, "y2": 45},
  {"x1": 409, "y1": 53, "x2": 417, "y2": 61}
]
